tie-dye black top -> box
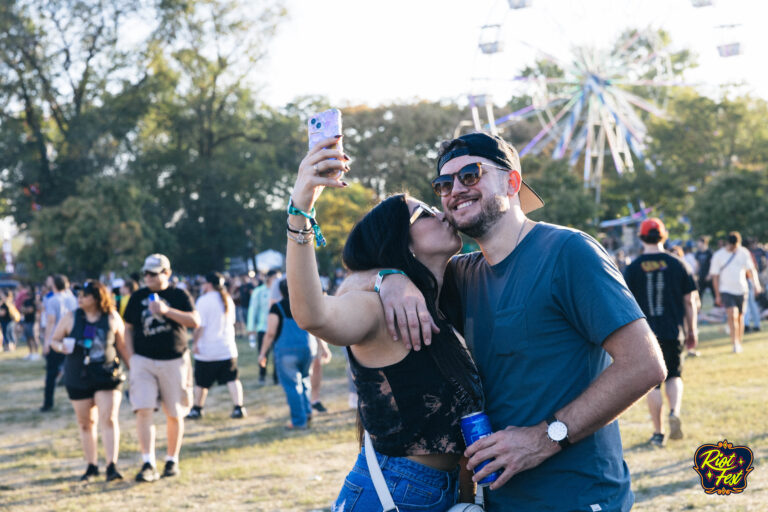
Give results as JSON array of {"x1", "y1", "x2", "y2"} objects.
[{"x1": 347, "y1": 344, "x2": 483, "y2": 456}]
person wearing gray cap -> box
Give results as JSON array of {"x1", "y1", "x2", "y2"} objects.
[
  {"x1": 343, "y1": 132, "x2": 666, "y2": 511},
  {"x1": 123, "y1": 253, "x2": 200, "y2": 482}
]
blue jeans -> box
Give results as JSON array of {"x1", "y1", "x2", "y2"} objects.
[
  {"x1": 745, "y1": 281, "x2": 761, "y2": 329},
  {"x1": 275, "y1": 346, "x2": 313, "y2": 427},
  {"x1": 332, "y1": 448, "x2": 459, "y2": 511}
]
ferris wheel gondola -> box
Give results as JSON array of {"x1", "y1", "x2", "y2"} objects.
[
  {"x1": 508, "y1": 0, "x2": 533, "y2": 9},
  {"x1": 715, "y1": 24, "x2": 743, "y2": 57},
  {"x1": 478, "y1": 25, "x2": 504, "y2": 54}
]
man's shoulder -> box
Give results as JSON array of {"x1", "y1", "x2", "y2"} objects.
[
  {"x1": 533, "y1": 222, "x2": 597, "y2": 251},
  {"x1": 45, "y1": 293, "x2": 62, "y2": 308}
]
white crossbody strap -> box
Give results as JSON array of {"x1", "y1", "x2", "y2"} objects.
[{"x1": 364, "y1": 431, "x2": 400, "y2": 512}]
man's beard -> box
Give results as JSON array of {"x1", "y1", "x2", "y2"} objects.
[{"x1": 447, "y1": 195, "x2": 506, "y2": 239}]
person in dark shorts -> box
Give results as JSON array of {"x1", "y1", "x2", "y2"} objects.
[
  {"x1": 50, "y1": 280, "x2": 131, "y2": 482},
  {"x1": 624, "y1": 218, "x2": 698, "y2": 447},
  {"x1": 709, "y1": 231, "x2": 761, "y2": 353},
  {"x1": 187, "y1": 272, "x2": 246, "y2": 420}
]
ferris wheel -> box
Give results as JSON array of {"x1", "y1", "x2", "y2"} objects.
[{"x1": 464, "y1": 0, "x2": 743, "y2": 199}]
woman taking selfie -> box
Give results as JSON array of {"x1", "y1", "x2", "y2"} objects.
[
  {"x1": 50, "y1": 280, "x2": 131, "y2": 482},
  {"x1": 286, "y1": 135, "x2": 484, "y2": 511}
]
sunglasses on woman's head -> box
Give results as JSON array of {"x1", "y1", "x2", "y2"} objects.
[
  {"x1": 431, "y1": 162, "x2": 510, "y2": 197},
  {"x1": 409, "y1": 203, "x2": 442, "y2": 225}
]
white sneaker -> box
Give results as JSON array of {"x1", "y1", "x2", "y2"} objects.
[{"x1": 733, "y1": 344, "x2": 743, "y2": 354}]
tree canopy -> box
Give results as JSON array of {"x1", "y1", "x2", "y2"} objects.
[{"x1": 2, "y1": 2, "x2": 767, "y2": 280}]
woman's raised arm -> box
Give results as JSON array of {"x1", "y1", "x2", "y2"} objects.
[{"x1": 286, "y1": 137, "x2": 381, "y2": 346}]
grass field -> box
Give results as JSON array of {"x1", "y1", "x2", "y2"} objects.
[{"x1": 0, "y1": 324, "x2": 765, "y2": 511}]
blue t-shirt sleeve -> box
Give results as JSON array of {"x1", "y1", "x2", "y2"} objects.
[{"x1": 552, "y1": 233, "x2": 645, "y2": 345}]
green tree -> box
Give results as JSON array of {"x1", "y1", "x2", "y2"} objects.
[
  {"x1": 131, "y1": 0, "x2": 292, "y2": 273},
  {"x1": 0, "y1": 0, "x2": 182, "y2": 225},
  {"x1": 313, "y1": 182, "x2": 377, "y2": 275},
  {"x1": 689, "y1": 170, "x2": 768, "y2": 241},
  {"x1": 341, "y1": 102, "x2": 466, "y2": 203},
  {"x1": 524, "y1": 156, "x2": 598, "y2": 234},
  {"x1": 602, "y1": 90, "x2": 768, "y2": 228},
  {"x1": 15, "y1": 176, "x2": 167, "y2": 280}
]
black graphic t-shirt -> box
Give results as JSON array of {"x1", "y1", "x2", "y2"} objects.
[
  {"x1": 124, "y1": 286, "x2": 195, "y2": 360},
  {"x1": 624, "y1": 253, "x2": 697, "y2": 341}
]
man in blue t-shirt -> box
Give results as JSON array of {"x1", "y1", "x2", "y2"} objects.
[
  {"x1": 354, "y1": 133, "x2": 667, "y2": 511},
  {"x1": 624, "y1": 218, "x2": 698, "y2": 448}
]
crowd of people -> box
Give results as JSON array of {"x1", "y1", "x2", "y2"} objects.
[
  {"x1": 2, "y1": 257, "x2": 338, "y2": 484},
  {"x1": 613, "y1": 231, "x2": 768, "y2": 340},
  {"x1": 3, "y1": 129, "x2": 766, "y2": 511}
]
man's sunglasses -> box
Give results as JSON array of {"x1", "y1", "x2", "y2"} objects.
[
  {"x1": 144, "y1": 270, "x2": 160, "y2": 277},
  {"x1": 409, "y1": 203, "x2": 442, "y2": 225},
  {"x1": 431, "y1": 162, "x2": 510, "y2": 197}
]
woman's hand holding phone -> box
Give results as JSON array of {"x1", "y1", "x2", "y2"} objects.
[{"x1": 292, "y1": 135, "x2": 351, "y2": 212}]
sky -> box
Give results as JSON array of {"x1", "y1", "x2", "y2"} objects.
[{"x1": 260, "y1": 0, "x2": 768, "y2": 107}]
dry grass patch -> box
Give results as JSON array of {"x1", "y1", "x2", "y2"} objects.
[{"x1": 1, "y1": 326, "x2": 766, "y2": 511}]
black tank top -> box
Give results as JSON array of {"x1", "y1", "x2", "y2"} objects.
[
  {"x1": 348, "y1": 343, "x2": 482, "y2": 457},
  {"x1": 63, "y1": 309, "x2": 118, "y2": 389}
]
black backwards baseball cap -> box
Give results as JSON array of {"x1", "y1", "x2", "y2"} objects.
[{"x1": 436, "y1": 132, "x2": 544, "y2": 214}]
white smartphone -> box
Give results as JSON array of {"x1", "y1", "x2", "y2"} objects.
[{"x1": 308, "y1": 109, "x2": 343, "y2": 176}]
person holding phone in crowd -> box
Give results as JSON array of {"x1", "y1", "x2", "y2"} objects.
[
  {"x1": 123, "y1": 254, "x2": 200, "y2": 482},
  {"x1": 50, "y1": 280, "x2": 131, "y2": 482},
  {"x1": 285, "y1": 134, "x2": 484, "y2": 511},
  {"x1": 343, "y1": 132, "x2": 667, "y2": 511}
]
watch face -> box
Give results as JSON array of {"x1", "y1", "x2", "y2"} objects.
[{"x1": 548, "y1": 421, "x2": 568, "y2": 442}]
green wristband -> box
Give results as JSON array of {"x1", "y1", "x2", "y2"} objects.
[{"x1": 374, "y1": 269, "x2": 407, "y2": 293}]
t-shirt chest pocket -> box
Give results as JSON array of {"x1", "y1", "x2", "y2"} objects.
[{"x1": 490, "y1": 305, "x2": 529, "y2": 355}]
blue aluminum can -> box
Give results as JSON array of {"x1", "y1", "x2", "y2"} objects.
[{"x1": 461, "y1": 411, "x2": 501, "y2": 487}]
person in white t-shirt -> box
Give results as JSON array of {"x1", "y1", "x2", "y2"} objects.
[
  {"x1": 709, "y1": 231, "x2": 762, "y2": 353},
  {"x1": 187, "y1": 272, "x2": 246, "y2": 419}
]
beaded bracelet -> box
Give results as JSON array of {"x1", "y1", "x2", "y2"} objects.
[
  {"x1": 287, "y1": 230, "x2": 315, "y2": 245},
  {"x1": 287, "y1": 197, "x2": 326, "y2": 247}
]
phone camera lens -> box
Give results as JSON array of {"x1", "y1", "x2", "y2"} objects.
[
  {"x1": 316, "y1": 122, "x2": 322, "y2": 128},
  {"x1": 310, "y1": 118, "x2": 316, "y2": 125}
]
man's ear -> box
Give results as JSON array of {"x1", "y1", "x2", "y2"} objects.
[{"x1": 507, "y1": 170, "x2": 522, "y2": 196}]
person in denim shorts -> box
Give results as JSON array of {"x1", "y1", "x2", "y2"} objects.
[{"x1": 284, "y1": 136, "x2": 485, "y2": 511}]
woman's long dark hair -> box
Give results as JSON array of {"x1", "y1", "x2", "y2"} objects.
[
  {"x1": 205, "y1": 272, "x2": 231, "y2": 314},
  {"x1": 343, "y1": 194, "x2": 483, "y2": 413}
]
